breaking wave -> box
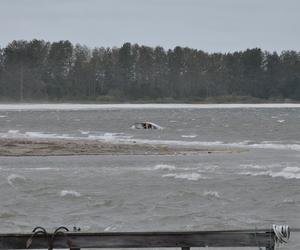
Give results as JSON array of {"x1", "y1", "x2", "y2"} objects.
[
  {"x1": 60, "y1": 190, "x2": 81, "y2": 197},
  {"x1": 162, "y1": 172, "x2": 204, "y2": 181},
  {"x1": 203, "y1": 191, "x2": 220, "y2": 198},
  {"x1": 181, "y1": 135, "x2": 197, "y2": 138},
  {"x1": 240, "y1": 166, "x2": 300, "y2": 180},
  {"x1": 277, "y1": 119, "x2": 285, "y2": 123},
  {"x1": 7, "y1": 174, "x2": 26, "y2": 187},
  {"x1": 1, "y1": 129, "x2": 300, "y2": 152},
  {"x1": 153, "y1": 164, "x2": 176, "y2": 171}
]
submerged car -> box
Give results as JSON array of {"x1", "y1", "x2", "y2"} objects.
[{"x1": 132, "y1": 122, "x2": 163, "y2": 130}]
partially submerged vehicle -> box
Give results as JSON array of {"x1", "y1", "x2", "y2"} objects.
[{"x1": 132, "y1": 122, "x2": 163, "y2": 130}]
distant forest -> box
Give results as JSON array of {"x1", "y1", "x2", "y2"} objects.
[{"x1": 0, "y1": 39, "x2": 300, "y2": 102}]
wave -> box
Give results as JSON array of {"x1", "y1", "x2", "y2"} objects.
[
  {"x1": 203, "y1": 191, "x2": 220, "y2": 198},
  {"x1": 8, "y1": 130, "x2": 19, "y2": 134},
  {"x1": 277, "y1": 119, "x2": 286, "y2": 123},
  {"x1": 24, "y1": 167, "x2": 60, "y2": 171},
  {"x1": 2, "y1": 130, "x2": 300, "y2": 152},
  {"x1": 1, "y1": 103, "x2": 300, "y2": 111},
  {"x1": 240, "y1": 166, "x2": 300, "y2": 180},
  {"x1": 7, "y1": 174, "x2": 26, "y2": 187},
  {"x1": 153, "y1": 164, "x2": 176, "y2": 171},
  {"x1": 240, "y1": 164, "x2": 269, "y2": 170},
  {"x1": 0, "y1": 211, "x2": 16, "y2": 219},
  {"x1": 162, "y1": 172, "x2": 204, "y2": 181},
  {"x1": 79, "y1": 130, "x2": 90, "y2": 135},
  {"x1": 60, "y1": 190, "x2": 81, "y2": 197},
  {"x1": 123, "y1": 139, "x2": 300, "y2": 151},
  {"x1": 0, "y1": 130, "x2": 131, "y2": 141},
  {"x1": 0, "y1": 115, "x2": 8, "y2": 118},
  {"x1": 87, "y1": 133, "x2": 133, "y2": 141},
  {"x1": 181, "y1": 135, "x2": 197, "y2": 138},
  {"x1": 197, "y1": 165, "x2": 219, "y2": 173}
]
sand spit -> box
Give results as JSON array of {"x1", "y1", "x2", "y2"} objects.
[{"x1": 0, "y1": 138, "x2": 243, "y2": 156}]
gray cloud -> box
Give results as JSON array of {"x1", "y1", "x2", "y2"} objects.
[{"x1": 0, "y1": 0, "x2": 299, "y2": 52}]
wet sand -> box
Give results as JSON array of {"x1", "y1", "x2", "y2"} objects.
[{"x1": 0, "y1": 138, "x2": 243, "y2": 156}]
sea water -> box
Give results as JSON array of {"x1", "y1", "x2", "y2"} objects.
[{"x1": 0, "y1": 104, "x2": 299, "y2": 249}]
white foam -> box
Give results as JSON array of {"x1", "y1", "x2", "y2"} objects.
[
  {"x1": 1, "y1": 103, "x2": 300, "y2": 111},
  {"x1": 240, "y1": 166, "x2": 300, "y2": 180},
  {"x1": 88, "y1": 133, "x2": 132, "y2": 141},
  {"x1": 2, "y1": 129, "x2": 300, "y2": 152},
  {"x1": 283, "y1": 199, "x2": 296, "y2": 204},
  {"x1": 8, "y1": 130, "x2": 19, "y2": 134},
  {"x1": 277, "y1": 119, "x2": 285, "y2": 123},
  {"x1": 240, "y1": 164, "x2": 269, "y2": 170},
  {"x1": 60, "y1": 190, "x2": 81, "y2": 197},
  {"x1": 271, "y1": 167, "x2": 300, "y2": 179},
  {"x1": 181, "y1": 135, "x2": 197, "y2": 138},
  {"x1": 24, "y1": 132, "x2": 71, "y2": 139},
  {"x1": 153, "y1": 164, "x2": 176, "y2": 170},
  {"x1": 197, "y1": 165, "x2": 219, "y2": 173},
  {"x1": 7, "y1": 174, "x2": 26, "y2": 187},
  {"x1": 0, "y1": 130, "x2": 75, "y2": 140},
  {"x1": 203, "y1": 191, "x2": 220, "y2": 198},
  {"x1": 162, "y1": 173, "x2": 203, "y2": 181},
  {"x1": 0, "y1": 115, "x2": 7, "y2": 118},
  {"x1": 124, "y1": 138, "x2": 300, "y2": 152},
  {"x1": 104, "y1": 225, "x2": 121, "y2": 231},
  {"x1": 79, "y1": 130, "x2": 90, "y2": 135},
  {"x1": 24, "y1": 167, "x2": 60, "y2": 171}
]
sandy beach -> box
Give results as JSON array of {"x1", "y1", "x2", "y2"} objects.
[{"x1": 0, "y1": 138, "x2": 242, "y2": 156}]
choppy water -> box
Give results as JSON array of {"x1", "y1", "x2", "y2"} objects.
[{"x1": 0, "y1": 104, "x2": 300, "y2": 249}]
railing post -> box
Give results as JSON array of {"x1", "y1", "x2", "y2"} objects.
[{"x1": 182, "y1": 247, "x2": 190, "y2": 250}]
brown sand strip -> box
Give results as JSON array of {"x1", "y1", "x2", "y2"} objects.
[{"x1": 0, "y1": 138, "x2": 243, "y2": 156}]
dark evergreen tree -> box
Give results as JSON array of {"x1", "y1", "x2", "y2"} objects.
[
  {"x1": 0, "y1": 39, "x2": 299, "y2": 102},
  {"x1": 45, "y1": 40, "x2": 73, "y2": 99}
]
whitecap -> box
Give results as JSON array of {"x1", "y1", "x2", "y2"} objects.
[
  {"x1": 153, "y1": 164, "x2": 176, "y2": 171},
  {"x1": 162, "y1": 173, "x2": 203, "y2": 181},
  {"x1": 181, "y1": 135, "x2": 197, "y2": 138},
  {"x1": 0, "y1": 115, "x2": 7, "y2": 118},
  {"x1": 271, "y1": 170, "x2": 300, "y2": 179},
  {"x1": 240, "y1": 166, "x2": 300, "y2": 180},
  {"x1": 79, "y1": 130, "x2": 90, "y2": 135},
  {"x1": 283, "y1": 199, "x2": 296, "y2": 204},
  {"x1": 60, "y1": 190, "x2": 81, "y2": 197},
  {"x1": 282, "y1": 166, "x2": 300, "y2": 173},
  {"x1": 197, "y1": 165, "x2": 219, "y2": 173},
  {"x1": 23, "y1": 167, "x2": 60, "y2": 171},
  {"x1": 203, "y1": 191, "x2": 220, "y2": 198},
  {"x1": 240, "y1": 164, "x2": 269, "y2": 170},
  {"x1": 7, "y1": 174, "x2": 26, "y2": 187},
  {"x1": 8, "y1": 130, "x2": 19, "y2": 134},
  {"x1": 277, "y1": 119, "x2": 285, "y2": 123},
  {"x1": 24, "y1": 131, "x2": 72, "y2": 139}
]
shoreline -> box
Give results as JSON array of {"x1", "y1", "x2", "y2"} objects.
[
  {"x1": 0, "y1": 138, "x2": 244, "y2": 157},
  {"x1": 0, "y1": 103, "x2": 300, "y2": 111}
]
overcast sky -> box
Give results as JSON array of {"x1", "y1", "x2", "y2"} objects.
[{"x1": 1, "y1": 0, "x2": 299, "y2": 52}]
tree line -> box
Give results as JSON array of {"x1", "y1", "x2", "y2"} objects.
[{"x1": 0, "y1": 39, "x2": 300, "y2": 102}]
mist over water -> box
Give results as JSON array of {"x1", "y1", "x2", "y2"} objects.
[{"x1": 0, "y1": 104, "x2": 299, "y2": 249}]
